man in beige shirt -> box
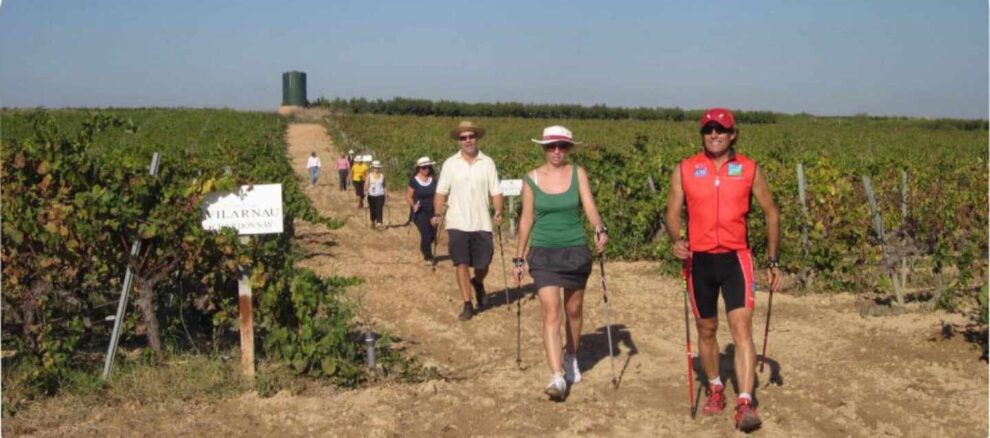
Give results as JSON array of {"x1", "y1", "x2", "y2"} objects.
[{"x1": 433, "y1": 121, "x2": 504, "y2": 321}]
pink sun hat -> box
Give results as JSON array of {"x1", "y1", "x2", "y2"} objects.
[{"x1": 531, "y1": 125, "x2": 582, "y2": 145}]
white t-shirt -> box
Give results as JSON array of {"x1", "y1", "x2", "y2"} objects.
[
  {"x1": 436, "y1": 150, "x2": 502, "y2": 232},
  {"x1": 306, "y1": 156, "x2": 321, "y2": 169},
  {"x1": 367, "y1": 173, "x2": 386, "y2": 197}
]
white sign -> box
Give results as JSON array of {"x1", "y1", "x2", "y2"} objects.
[
  {"x1": 201, "y1": 184, "x2": 284, "y2": 235},
  {"x1": 500, "y1": 179, "x2": 523, "y2": 197}
]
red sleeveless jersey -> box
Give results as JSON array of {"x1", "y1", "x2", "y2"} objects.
[{"x1": 679, "y1": 150, "x2": 757, "y2": 253}]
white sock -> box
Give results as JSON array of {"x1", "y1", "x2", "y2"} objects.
[
  {"x1": 709, "y1": 377, "x2": 723, "y2": 388},
  {"x1": 738, "y1": 392, "x2": 752, "y2": 402}
]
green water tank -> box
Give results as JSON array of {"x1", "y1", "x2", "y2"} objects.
[{"x1": 282, "y1": 71, "x2": 307, "y2": 106}]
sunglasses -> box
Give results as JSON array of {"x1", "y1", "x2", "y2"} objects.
[
  {"x1": 542, "y1": 142, "x2": 573, "y2": 152},
  {"x1": 701, "y1": 124, "x2": 733, "y2": 135},
  {"x1": 458, "y1": 134, "x2": 477, "y2": 141}
]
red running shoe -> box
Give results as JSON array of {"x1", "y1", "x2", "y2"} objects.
[
  {"x1": 702, "y1": 384, "x2": 726, "y2": 415},
  {"x1": 735, "y1": 398, "x2": 762, "y2": 432}
]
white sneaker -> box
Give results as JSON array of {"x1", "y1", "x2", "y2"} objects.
[
  {"x1": 544, "y1": 373, "x2": 567, "y2": 400},
  {"x1": 563, "y1": 353, "x2": 582, "y2": 384}
]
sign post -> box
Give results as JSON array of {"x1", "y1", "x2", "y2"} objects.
[
  {"x1": 237, "y1": 235, "x2": 254, "y2": 377},
  {"x1": 500, "y1": 179, "x2": 523, "y2": 236},
  {"x1": 201, "y1": 184, "x2": 284, "y2": 377}
]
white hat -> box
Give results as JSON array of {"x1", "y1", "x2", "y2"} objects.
[
  {"x1": 371, "y1": 160, "x2": 382, "y2": 168},
  {"x1": 531, "y1": 125, "x2": 581, "y2": 145},
  {"x1": 348, "y1": 149, "x2": 354, "y2": 154},
  {"x1": 415, "y1": 156, "x2": 435, "y2": 167}
]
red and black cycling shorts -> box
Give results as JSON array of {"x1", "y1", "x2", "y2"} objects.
[{"x1": 683, "y1": 249, "x2": 756, "y2": 319}]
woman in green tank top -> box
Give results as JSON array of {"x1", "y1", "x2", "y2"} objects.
[{"x1": 513, "y1": 126, "x2": 608, "y2": 401}]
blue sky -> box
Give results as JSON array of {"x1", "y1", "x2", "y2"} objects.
[{"x1": 0, "y1": 0, "x2": 986, "y2": 118}]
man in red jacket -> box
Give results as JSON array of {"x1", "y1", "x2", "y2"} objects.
[{"x1": 666, "y1": 108, "x2": 782, "y2": 432}]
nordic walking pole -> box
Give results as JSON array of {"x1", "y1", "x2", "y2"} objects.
[
  {"x1": 495, "y1": 224, "x2": 511, "y2": 307},
  {"x1": 405, "y1": 202, "x2": 416, "y2": 236},
  {"x1": 596, "y1": 234, "x2": 618, "y2": 389},
  {"x1": 759, "y1": 284, "x2": 775, "y2": 373},
  {"x1": 512, "y1": 252, "x2": 524, "y2": 370},
  {"x1": 682, "y1": 260, "x2": 696, "y2": 418},
  {"x1": 516, "y1": 289, "x2": 523, "y2": 369},
  {"x1": 407, "y1": 202, "x2": 418, "y2": 226},
  {"x1": 431, "y1": 208, "x2": 446, "y2": 273}
]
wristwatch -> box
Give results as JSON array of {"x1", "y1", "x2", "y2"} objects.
[
  {"x1": 512, "y1": 257, "x2": 525, "y2": 268},
  {"x1": 595, "y1": 224, "x2": 608, "y2": 234},
  {"x1": 767, "y1": 256, "x2": 780, "y2": 269}
]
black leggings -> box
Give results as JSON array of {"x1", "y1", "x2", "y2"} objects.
[
  {"x1": 368, "y1": 195, "x2": 385, "y2": 224},
  {"x1": 338, "y1": 170, "x2": 348, "y2": 191},
  {"x1": 414, "y1": 207, "x2": 436, "y2": 259}
]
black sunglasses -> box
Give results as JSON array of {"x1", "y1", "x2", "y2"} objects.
[
  {"x1": 542, "y1": 142, "x2": 573, "y2": 151},
  {"x1": 458, "y1": 134, "x2": 477, "y2": 141},
  {"x1": 701, "y1": 123, "x2": 733, "y2": 135}
]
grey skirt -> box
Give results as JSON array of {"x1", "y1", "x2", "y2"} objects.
[{"x1": 527, "y1": 245, "x2": 593, "y2": 290}]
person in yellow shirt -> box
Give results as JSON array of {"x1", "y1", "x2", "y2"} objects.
[{"x1": 351, "y1": 157, "x2": 370, "y2": 209}]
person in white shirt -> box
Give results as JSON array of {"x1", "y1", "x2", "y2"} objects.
[
  {"x1": 365, "y1": 160, "x2": 387, "y2": 229},
  {"x1": 306, "y1": 152, "x2": 322, "y2": 187},
  {"x1": 432, "y1": 121, "x2": 504, "y2": 321}
]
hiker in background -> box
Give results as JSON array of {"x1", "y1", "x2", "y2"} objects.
[
  {"x1": 665, "y1": 107, "x2": 782, "y2": 432},
  {"x1": 347, "y1": 149, "x2": 356, "y2": 167},
  {"x1": 513, "y1": 126, "x2": 607, "y2": 401},
  {"x1": 366, "y1": 160, "x2": 387, "y2": 228},
  {"x1": 306, "y1": 152, "x2": 322, "y2": 187},
  {"x1": 351, "y1": 156, "x2": 370, "y2": 209},
  {"x1": 337, "y1": 153, "x2": 351, "y2": 191},
  {"x1": 432, "y1": 121, "x2": 504, "y2": 321},
  {"x1": 406, "y1": 156, "x2": 438, "y2": 263}
]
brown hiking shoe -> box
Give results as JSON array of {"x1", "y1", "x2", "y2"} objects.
[{"x1": 458, "y1": 303, "x2": 474, "y2": 321}]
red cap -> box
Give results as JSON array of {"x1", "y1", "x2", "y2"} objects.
[{"x1": 700, "y1": 108, "x2": 735, "y2": 129}]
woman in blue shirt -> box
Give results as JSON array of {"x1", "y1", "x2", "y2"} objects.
[{"x1": 405, "y1": 156, "x2": 438, "y2": 263}]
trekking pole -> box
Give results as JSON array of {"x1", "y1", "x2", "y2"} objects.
[
  {"x1": 407, "y1": 202, "x2": 418, "y2": 226},
  {"x1": 759, "y1": 283, "x2": 776, "y2": 373},
  {"x1": 431, "y1": 208, "x2": 446, "y2": 273},
  {"x1": 596, "y1": 238, "x2": 618, "y2": 389},
  {"x1": 512, "y1": 255, "x2": 525, "y2": 370},
  {"x1": 495, "y1": 224, "x2": 511, "y2": 307},
  {"x1": 682, "y1": 260, "x2": 696, "y2": 418},
  {"x1": 516, "y1": 290, "x2": 523, "y2": 369}
]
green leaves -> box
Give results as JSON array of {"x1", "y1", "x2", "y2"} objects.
[
  {"x1": 2, "y1": 109, "x2": 359, "y2": 394},
  {"x1": 336, "y1": 114, "x2": 987, "y2": 296}
]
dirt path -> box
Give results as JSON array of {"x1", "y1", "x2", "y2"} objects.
[
  {"x1": 7, "y1": 121, "x2": 986, "y2": 437},
  {"x1": 268, "y1": 122, "x2": 988, "y2": 437}
]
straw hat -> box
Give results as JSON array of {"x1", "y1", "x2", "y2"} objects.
[
  {"x1": 415, "y1": 156, "x2": 435, "y2": 167},
  {"x1": 531, "y1": 125, "x2": 582, "y2": 145},
  {"x1": 371, "y1": 160, "x2": 382, "y2": 168},
  {"x1": 449, "y1": 121, "x2": 486, "y2": 140}
]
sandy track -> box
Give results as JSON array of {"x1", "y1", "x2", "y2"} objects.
[
  {"x1": 6, "y1": 121, "x2": 986, "y2": 437},
  {"x1": 274, "y1": 122, "x2": 988, "y2": 437}
]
